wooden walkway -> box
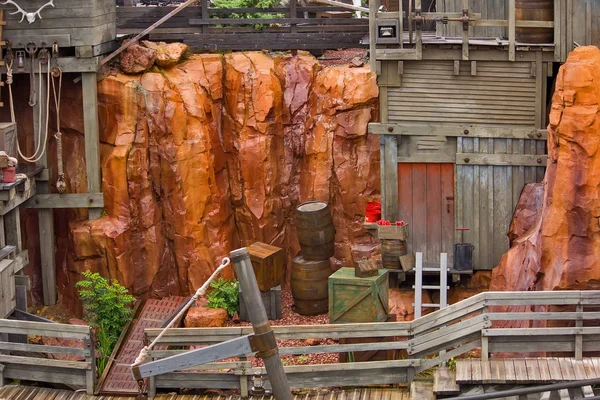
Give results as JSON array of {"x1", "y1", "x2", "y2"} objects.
[
  {"x1": 100, "y1": 296, "x2": 188, "y2": 395},
  {"x1": 456, "y1": 358, "x2": 600, "y2": 384},
  {"x1": 0, "y1": 386, "x2": 409, "y2": 399}
]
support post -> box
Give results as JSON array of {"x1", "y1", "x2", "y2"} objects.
[
  {"x1": 414, "y1": 252, "x2": 423, "y2": 319},
  {"x1": 369, "y1": 0, "x2": 377, "y2": 73},
  {"x1": 575, "y1": 303, "x2": 583, "y2": 360},
  {"x1": 201, "y1": 0, "x2": 209, "y2": 34},
  {"x1": 289, "y1": 0, "x2": 297, "y2": 33},
  {"x1": 0, "y1": 363, "x2": 4, "y2": 387},
  {"x1": 230, "y1": 248, "x2": 292, "y2": 400},
  {"x1": 34, "y1": 72, "x2": 57, "y2": 306},
  {"x1": 82, "y1": 73, "x2": 102, "y2": 221}
]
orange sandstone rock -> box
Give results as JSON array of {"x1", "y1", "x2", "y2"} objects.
[
  {"x1": 185, "y1": 306, "x2": 229, "y2": 328},
  {"x1": 492, "y1": 46, "x2": 600, "y2": 302}
]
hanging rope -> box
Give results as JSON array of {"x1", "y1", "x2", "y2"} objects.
[
  {"x1": 51, "y1": 52, "x2": 66, "y2": 193},
  {"x1": 15, "y1": 57, "x2": 51, "y2": 163},
  {"x1": 131, "y1": 257, "x2": 231, "y2": 368}
]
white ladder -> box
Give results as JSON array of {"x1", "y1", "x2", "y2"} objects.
[{"x1": 413, "y1": 252, "x2": 449, "y2": 319}]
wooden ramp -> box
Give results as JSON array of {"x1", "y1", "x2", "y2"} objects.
[
  {"x1": 99, "y1": 296, "x2": 188, "y2": 395},
  {"x1": 0, "y1": 385, "x2": 409, "y2": 399},
  {"x1": 456, "y1": 357, "x2": 600, "y2": 384}
]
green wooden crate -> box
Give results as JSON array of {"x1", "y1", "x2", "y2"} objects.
[{"x1": 328, "y1": 267, "x2": 389, "y2": 324}]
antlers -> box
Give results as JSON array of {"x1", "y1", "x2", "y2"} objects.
[{"x1": 1, "y1": 0, "x2": 55, "y2": 24}]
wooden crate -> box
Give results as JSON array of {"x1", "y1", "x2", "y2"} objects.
[
  {"x1": 328, "y1": 268, "x2": 389, "y2": 324},
  {"x1": 248, "y1": 242, "x2": 284, "y2": 292},
  {"x1": 2, "y1": 0, "x2": 116, "y2": 49},
  {"x1": 239, "y1": 285, "x2": 282, "y2": 321}
]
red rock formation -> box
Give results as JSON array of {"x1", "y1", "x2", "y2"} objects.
[
  {"x1": 491, "y1": 46, "x2": 600, "y2": 299},
  {"x1": 8, "y1": 50, "x2": 380, "y2": 312},
  {"x1": 508, "y1": 183, "x2": 544, "y2": 245},
  {"x1": 185, "y1": 306, "x2": 228, "y2": 328}
]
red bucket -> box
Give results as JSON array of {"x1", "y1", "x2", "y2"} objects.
[
  {"x1": 2, "y1": 167, "x2": 16, "y2": 183},
  {"x1": 365, "y1": 210, "x2": 381, "y2": 222}
]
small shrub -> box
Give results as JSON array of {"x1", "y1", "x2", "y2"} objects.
[
  {"x1": 76, "y1": 271, "x2": 135, "y2": 376},
  {"x1": 206, "y1": 278, "x2": 239, "y2": 317}
]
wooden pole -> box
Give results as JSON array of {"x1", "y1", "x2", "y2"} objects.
[
  {"x1": 82, "y1": 73, "x2": 102, "y2": 220},
  {"x1": 230, "y1": 248, "x2": 292, "y2": 400}
]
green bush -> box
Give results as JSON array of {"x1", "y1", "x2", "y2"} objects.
[
  {"x1": 76, "y1": 271, "x2": 135, "y2": 375},
  {"x1": 206, "y1": 278, "x2": 239, "y2": 317},
  {"x1": 212, "y1": 0, "x2": 283, "y2": 30}
]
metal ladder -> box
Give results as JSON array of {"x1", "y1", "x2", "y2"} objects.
[{"x1": 413, "y1": 252, "x2": 449, "y2": 319}]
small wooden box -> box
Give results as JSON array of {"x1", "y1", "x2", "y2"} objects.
[
  {"x1": 377, "y1": 225, "x2": 409, "y2": 240},
  {"x1": 355, "y1": 259, "x2": 378, "y2": 278},
  {"x1": 239, "y1": 285, "x2": 282, "y2": 321},
  {"x1": 248, "y1": 242, "x2": 284, "y2": 292},
  {"x1": 328, "y1": 267, "x2": 389, "y2": 324}
]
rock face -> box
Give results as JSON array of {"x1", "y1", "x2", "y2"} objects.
[
  {"x1": 508, "y1": 183, "x2": 544, "y2": 245},
  {"x1": 491, "y1": 46, "x2": 600, "y2": 297},
  {"x1": 11, "y1": 50, "x2": 380, "y2": 311},
  {"x1": 185, "y1": 306, "x2": 229, "y2": 328},
  {"x1": 120, "y1": 41, "x2": 157, "y2": 74},
  {"x1": 141, "y1": 41, "x2": 189, "y2": 68}
]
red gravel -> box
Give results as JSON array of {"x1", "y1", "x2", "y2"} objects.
[{"x1": 224, "y1": 287, "x2": 340, "y2": 366}]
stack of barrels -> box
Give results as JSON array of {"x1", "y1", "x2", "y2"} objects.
[{"x1": 291, "y1": 201, "x2": 334, "y2": 316}]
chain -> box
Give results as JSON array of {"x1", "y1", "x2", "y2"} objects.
[
  {"x1": 135, "y1": 379, "x2": 148, "y2": 400},
  {"x1": 26, "y1": 42, "x2": 38, "y2": 107}
]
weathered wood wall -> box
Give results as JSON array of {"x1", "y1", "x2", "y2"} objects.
[
  {"x1": 0, "y1": 259, "x2": 15, "y2": 318},
  {"x1": 437, "y1": 0, "x2": 507, "y2": 38},
  {"x1": 1, "y1": 0, "x2": 116, "y2": 48},
  {"x1": 570, "y1": 0, "x2": 600, "y2": 47}
]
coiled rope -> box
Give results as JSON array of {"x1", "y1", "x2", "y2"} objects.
[{"x1": 132, "y1": 257, "x2": 231, "y2": 368}]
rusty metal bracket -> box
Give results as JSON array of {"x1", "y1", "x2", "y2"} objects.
[
  {"x1": 249, "y1": 330, "x2": 279, "y2": 358},
  {"x1": 462, "y1": 8, "x2": 470, "y2": 31},
  {"x1": 413, "y1": 8, "x2": 423, "y2": 31}
]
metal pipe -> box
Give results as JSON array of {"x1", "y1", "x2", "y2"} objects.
[
  {"x1": 230, "y1": 248, "x2": 292, "y2": 400},
  {"x1": 446, "y1": 377, "x2": 600, "y2": 400}
]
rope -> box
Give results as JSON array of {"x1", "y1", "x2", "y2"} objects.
[
  {"x1": 131, "y1": 257, "x2": 231, "y2": 368},
  {"x1": 51, "y1": 66, "x2": 66, "y2": 193},
  {"x1": 16, "y1": 60, "x2": 51, "y2": 163}
]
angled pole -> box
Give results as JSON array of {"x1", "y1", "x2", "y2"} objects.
[{"x1": 230, "y1": 248, "x2": 292, "y2": 400}]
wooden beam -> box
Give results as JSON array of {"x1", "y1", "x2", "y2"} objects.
[
  {"x1": 508, "y1": 0, "x2": 516, "y2": 61},
  {"x1": 369, "y1": 123, "x2": 548, "y2": 140},
  {"x1": 456, "y1": 153, "x2": 547, "y2": 167},
  {"x1": 82, "y1": 73, "x2": 102, "y2": 221},
  {"x1": 0, "y1": 57, "x2": 100, "y2": 74},
  {"x1": 376, "y1": 48, "x2": 556, "y2": 62},
  {"x1": 24, "y1": 193, "x2": 104, "y2": 209}
]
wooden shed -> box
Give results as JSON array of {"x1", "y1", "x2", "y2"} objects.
[{"x1": 369, "y1": 0, "x2": 600, "y2": 271}]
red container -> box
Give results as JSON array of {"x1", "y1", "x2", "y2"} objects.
[
  {"x1": 2, "y1": 167, "x2": 16, "y2": 183},
  {"x1": 365, "y1": 210, "x2": 381, "y2": 222},
  {"x1": 366, "y1": 201, "x2": 381, "y2": 211}
]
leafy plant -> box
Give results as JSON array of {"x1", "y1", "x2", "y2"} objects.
[
  {"x1": 206, "y1": 278, "x2": 239, "y2": 317},
  {"x1": 76, "y1": 271, "x2": 136, "y2": 375},
  {"x1": 211, "y1": 0, "x2": 283, "y2": 30}
]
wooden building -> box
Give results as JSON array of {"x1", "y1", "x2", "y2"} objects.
[{"x1": 369, "y1": 0, "x2": 600, "y2": 271}]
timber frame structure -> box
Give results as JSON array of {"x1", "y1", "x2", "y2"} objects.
[{"x1": 368, "y1": 0, "x2": 600, "y2": 272}]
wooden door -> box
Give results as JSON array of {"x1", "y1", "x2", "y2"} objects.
[{"x1": 398, "y1": 163, "x2": 455, "y2": 267}]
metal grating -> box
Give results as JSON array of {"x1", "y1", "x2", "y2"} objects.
[{"x1": 100, "y1": 296, "x2": 188, "y2": 394}]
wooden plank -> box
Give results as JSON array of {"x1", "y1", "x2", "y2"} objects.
[
  {"x1": 513, "y1": 359, "x2": 527, "y2": 382},
  {"x1": 583, "y1": 358, "x2": 597, "y2": 379},
  {"x1": 504, "y1": 359, "x2": 516, "y2": 383},
  {"x1": 455, "y1": 359, "x2": 471, "y2": 382},
  {"x1": 0, "y1": 354, "x2": 90, "y2": 370},
  {"x1": 481, "y1": 359, "x2": 492, "y2": 382},
  {"x1": 0, "y1": 341, "x2": 88, "y2": 357},
  {"x1": 537, "y1": 357, "x2": 551, "y2": 382},
  {"x1": 525, "y1": 358, "x2": 540, "y2": 382},
  {"x1": 489, "y1": 359, "x2": 506, "y2": 384},
  {"x1": 441, "y1": 164, "x2": 454, "y2": 267},
  {"x1": 24, "y1": 193, "x2": 104, "y2": 209},
  {"x1": 409, "y1": 381, "x2": 434, "y2": 400},
  {"x1": 398, "y1": 163, "x2": 414, "y2": 255},
  {"x1": 426, "y1": 164, "x2": 442, "y2": 263},
  {"x1": 573, "y1": 358, "x2": 587, "y2": 380},
  {"x1": 508, "y1": 0, "x2": 516, "y2": 61},
  {"x1": 369, "y1": 123, "x2": 547, "y2": 140},
  {"x1": 471, "y1": 359, "x2": 482, "y2": 382},
  {"x1": 547, "y1": 357, "x2": 563, "y2": 381},
  {"x1": 411, "y1": 165, "x2": 427, "y2": 257},
  {"x1": 560, "y1": 358, "x2": 575, "y2": 380},
  {"x1": 82, "y1": 72, "x2": 102, "y2": 220}
]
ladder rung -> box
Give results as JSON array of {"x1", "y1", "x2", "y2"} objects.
[
  {"x1": 422, "y1": 303, "x2": 441, "y2": 308},
  {"x1": 419, "y1": 285, "x2": 449, "y2": 290}
]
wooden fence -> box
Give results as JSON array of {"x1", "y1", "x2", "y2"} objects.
[
  {"x1": 0, "y1": 319, "x2": 96, "y2": 395},
  {"x1": 116, "y1": 4, "x2": 369, "y2": 51},
  {"x1": 144, "y1": 290, "x2": 600, "y2": 397}
]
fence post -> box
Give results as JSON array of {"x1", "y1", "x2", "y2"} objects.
[
  {"x1": 414, "y1": 252, "x2": 423, "y2": 319},
  {"x1": 230, "y1": 248, "x2": 292, "y2": 400},
  {"x1": 201, "y1": 0, "x2": 209, "y2": 34},
  {"x1": 85, "y1": 328, "x2": 96, "y2": 395},
  {"x1": 481, "y1": 305, "x2": 489, "y2": 361},
  {"x1": 575, "y1": 303, "x2": 583, "y2": 360},
  {"x1": 290, "y1": 0, "x2": 297, "y2": 33},
  {"x1": 0, "y1": 363, "x2": 4, "y2": 387}
]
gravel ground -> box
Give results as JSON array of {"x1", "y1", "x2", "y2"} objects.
[{"x1": 225, "y1": 287, "x2": 340, "y2": 366}]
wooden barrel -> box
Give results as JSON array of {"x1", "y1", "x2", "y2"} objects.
[
  {"x1": 381, "y1": 239, "x2": 407, "y2": 270},
  {"x1": 296, "y1": 201, "x2": 335, "y2": 261},
  {"x1": 515, "y1": 0, "x2": 554, "y2": 44},
  {"x1": 291, "y1": 255, "x2": 331, "y2": 316}
]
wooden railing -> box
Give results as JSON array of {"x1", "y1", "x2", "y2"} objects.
[
  {"x1": 144, "y1": 290, "x2": 600, "y2": 396},
  {"x1": 117, "y1": 3, "x2": 369, "y2": 51},
  {"x1": 0, "y1": 319, "x2": 96, "y2": 395}
]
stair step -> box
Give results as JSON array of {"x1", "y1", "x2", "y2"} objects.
[
  {"x1": 410, "y1": 381, "x2": 434, "y2": 400},
  {"x1": 582, "y1": 385, "x2": 595, "y2": 397},
  {"x1": 433, "y1": 367, "x2": 460, "y2": 395}
]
